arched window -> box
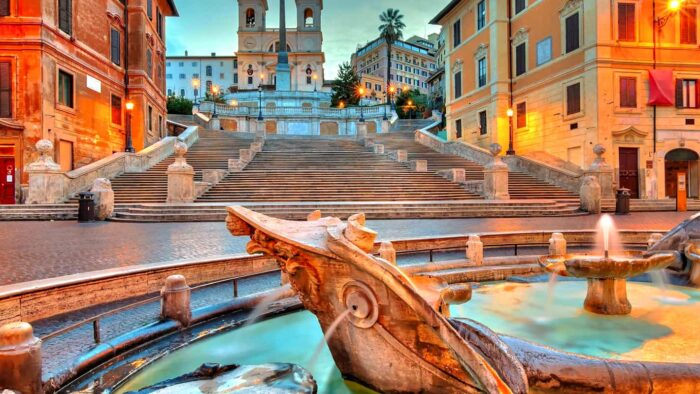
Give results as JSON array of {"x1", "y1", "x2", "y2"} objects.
[
  {"x1": 246, "y1": 8, "x2": 255, "y2": 27},
  {"x1": 268, "y1": 41, "x2": 292, "y2": 53},
  {"x1": 304, "y1": 8, "x2": 314, "y2": 27}
]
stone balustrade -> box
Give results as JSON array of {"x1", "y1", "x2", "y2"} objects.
[
  {"x1": 200, "y1": 101, "x2": 391, "y2": 120},
  {"x1": 438, "y1": 168, "x2": 466, "y2": 183}
]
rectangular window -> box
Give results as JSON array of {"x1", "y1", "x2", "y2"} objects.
[
  {"x1": 0, "y1": 0, "x2": 9, "y2": 16},
  {"x1": 159, "y1": 115, "x2": 163, "y2": 137},
  {"x1": 477, "y1": 0, "x2": 486, "y2": 30},
  {"x1": 220, "y1": 72, "x2": 225, "y2": 79},
  {"x1": 146, "y1": 49, "x2": 153, "y2": 78},
  {"x1": 479, "y1": 110, "x2": 487, "y2": 135},
  {"x1": 111, "y1": 95, "x2": 122, "y2": 125},
  {"x1": 180, "y1": 89, "x2": 185, "y2": 96},
  {"x1": 57, "y1": 70, "x2": 74, "y2": 108},
  {"x1": 234, "y1": 73, "x2": 238, "y2": 84},
  {"x1": 617, "y1": 3, "x2": 636, "y2": 42},
  {"x1": 677, "y1": 79, "x2": 699, "y2": 109},
  {"x1": 308, "y1": 76, "x2": 313, "y2": 85},
  {"x1": 515, "y1": 43, "x2": 526, "y2": 76},
  {"x1": 148, "y1": 105, "x2": 153, "y2": 131},
  {"x1": 247, "y1": 76, "x2": 253, "y2": 85},
  {"x1": 681, "y1": 6, "x2": 697, "y2": 45},
  {"x1": 619, "y1": 77, "x2": 637, "y2": 108},
  {"x1": 110, "y1": 28, "x2": 121, "y2": 66},
  {"x1": 515, "y1": 0, "x2": 526, "y2": 14},
  {"x1": 147, "y1": 0, "x2": 152, "y2": 20},
  {"x1": 516, "y1": 102, "x2": 527, "y2": 129},
  {"x1": 567, "y1": 83, "x2": 582, "y2": 115},
  {"x1": 157, "y1": 8, "x2": 163, "y2": 38},
  {"x1": 536, "y1": 37, "x2": 552, "y2": 65},
  {"x1": 58, "y1": 0, "x2": 72, "y2": 35},
  {"x1": 206, "y1": 80, "x2": 212, "y2": 93},
  {"x1": 454, "y1": 71, "x2": 462, "y2": 98},
  {"x1": 453, "y1": 19, "x2": 462, "y2": 48},
  {"x1": 455, "y1": 119, "x2": 462, "y2": 139},
  {"x1": 0, "y1": 62, "x2": 11, "y2": 118},
  {"x1": 477, "y1": 58, "x2": 487, "y2": 88},
  {"x1": 565, "y1": 12, "x2": 580, "y2": 53}
]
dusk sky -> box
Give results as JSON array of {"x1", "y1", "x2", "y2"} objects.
[{"x1": 166, "y1": 0, "x2": 449, "y2": 79}]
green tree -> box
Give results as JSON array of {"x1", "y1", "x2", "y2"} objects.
[
  {"x1": 395, "y1": 89, "x2": 428, "y2": 119},
  {"x1": 379, "y1": 8, "x2": 405, "y2": 91},
  {"x1": 204, "y1": 92, "x2": 226, "y2": 104},
  {"x1": 166, "y1": 95, "x2": 194, "y2": 115},
  {"x1": 331, "y1": 62, "x2": 361, "y2": 108}
]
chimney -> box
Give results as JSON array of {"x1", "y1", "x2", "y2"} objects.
[
  {"x1": 211, "y1": 52, "x2": 216, "y2": 57},
  {"x1": 185, "y1": 50, "x2": 188, "y2": 57}
]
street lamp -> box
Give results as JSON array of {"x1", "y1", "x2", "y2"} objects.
[
  {"x1": 313, "y1": 74, "x2": 318, "y2": 92},
  {"x1": 192, "y1": 78, "x2": 200, "y2": 105},
  {"x1": 257, "y1": 83, "x2": 264, "y2": 121},
  {"x1": 358, "y1": 86, "x2": 366, "y2": 122},
  {"x1": 211, "y1": 85, "x2": 220, "y2": 118},
  {"x1": 407, "y1": 99, "x2": 414, "y2": 120},
  {"x1": 125, "y1": 100, "x2": 135, "y2": 153},
  {"x1": 382, "y1": 91, "x2": 388, "y2": 120},
  {"x1": 388, "y1": 85, "x2": 397, "y2": 111},
  {"x1": 506, "y1": 108, "x2": 515, "y2": 155}
]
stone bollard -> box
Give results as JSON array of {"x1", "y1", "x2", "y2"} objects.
[
  {"x1": 580, "y1": 175, "x2": 602, "y2": 214},
  {"x1": 167, "y1": 142, "x2": 195, "y2": 203},
  {"x1": 26, "y1": 139, "x2": 66, "y2": 204},
  {"x1": 239, "y1": 148, "x2": 253, "y2": 163},
  {"x1": 549, "y1": 233, "x2": 567, "y2": 257},
  {"x1": 410, "y1": 160, "x2": 428, "y2": 172},
  {"x1": 585, "y1": 144, "x2": 615, "y2": 199},
  {"x1": 440, "y1": 168, "x2": 465, "y2": 183},
  {"x1": 210, "y1": 116, "x2": 221, "y2": 131},
  {"x1": 395, "y1": 150, "x2": 408, "y2": 163},
  {"x1": 466, "y1": 235, "x2": 484, "y2": 265},
  {"x1": 160, "y1": 275, "x2": 192, "y2": 327},
  {"x1": 356, "y1": 122, "x2": 368, "y2": 140},
  {"x1": 483, "y1": 144, "x2": 510, "y2": 200},
  {"x1": 373, "y1": 144, "x2": 385, "y2": 154},
  {"x1": 90, "y1": 178, "x2": 114, "y2": 220},
  {"x1": 647, "y1": 233, "x2": 664, "y2": 250},
  {"x1": 379, "y1": 241, "x2": 397, "y2": 265},
  {"x1": 0, "y1": 322, "x2": 42, "y2": 394}
]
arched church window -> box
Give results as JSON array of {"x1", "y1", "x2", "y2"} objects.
[
  {"x1": 304, "y1": 8, "x2": 314, "y2": 27},
  {"x1": 268, "y1": 41, "x2": 292, "y2": 53},
  {"x1": 246, "y1": 8, "x2": 256, "y2": 28}
]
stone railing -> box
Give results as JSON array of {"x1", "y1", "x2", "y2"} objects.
[
  {"x1": 200, "y1": 101, "x2": 391, "y2": 120},
  {"x1": 415, "y1": 128, "x2": 493, "y2": 166}
]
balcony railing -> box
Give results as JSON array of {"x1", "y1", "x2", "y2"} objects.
[{"x1": 200, "y1": 101, "x2": 391, "y2": 120}]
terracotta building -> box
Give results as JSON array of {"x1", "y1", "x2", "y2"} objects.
[
  {"x1": 432, "y1": 0, "x2": 700, "y2": 200},
  {"x1": 0, "y1": 0, "x2": 178, "y2": 204}
]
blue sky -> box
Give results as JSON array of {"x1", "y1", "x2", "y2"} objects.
[{"x1": 166, "y1": 0, "x2": 449, "y2": 79}]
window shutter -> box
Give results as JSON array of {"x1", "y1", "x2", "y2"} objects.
[
  {"x1": 111, "y1": 29, "x2": 120, "y2": 66},
  {"x1": 147, "y1": 0, "x2": 152, "y2": 19},
  {"x1": 516, "y1": 44, "x2": 526, "y2": 76},
  {"x1": 0, "y1": 0, "x2": 10, "y2": 17},
  {"x1": 59, "y1": 0, "x2": 72, "y2": 35},
  {"x1": 566, "y1": 13, "x2": 580, "y2": 53},
  {"x1": 0, "y1": 62, "x2": 11, "y2": 118},
  {"x1": 676, "y1": 79, "x2": 684, "y2": 108}
]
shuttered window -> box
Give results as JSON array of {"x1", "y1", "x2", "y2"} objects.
[
  {"x1": 146, "y1": 49, "x2": 152, "y2": 78},
  {"x1": 619, "y1": 77, "x2": 637, "y2": 108},
  {"x1": 453, "y1": 19, "x2": 461, "y2": 48},
  {"x1": 111, "y1": 95, "x2": 122, "y2": 125},
  {"x1": 681, "y1": 6, "x2": 697, "y2": 45},
  {"x1": 515, "y1": 0, "x2": 526, "y2": 14},
  {"x1": 477, "y1": 1, "x2": 486, "y2": 30},
  {"x1": 157, "y1": 8, "x2": 163, "y2": 38},
  {"x1": 58, "y1": 0, "x2": 72, "y2": 35},
  {"x1": 516, "y1": 102, "x2": 527, "y2": 129},
  {"x1": 0, "y1": 0, "x2": 10, "y2": 17},
  {"x1": 677, "y1": 79, "x2": 699, "y2": 109},
  {"x1": 479, "y1": 111, "x2": 487, "y2": 135},
  {"x1": 0, "y1": 62, "x2": 11, "y2": 118},
  {"x1": 454, "y1": 71, "x2": 462, "y2": 98},
  {"x1": 147, "y1": 0, "x2": 152, "y2": 20},
  {"x1": 515, "y1": 43, "x2": 526, "y2": 76},
  {"x1": 57, "y1": 70, "x2": 74, "y2": 108},
  {"x1": 566, "y1": 83, "x2": 581, "y2": 115},
  {"x1": 110, "y1": 28, "x2": 121, "y2": 66},
  {"x1": 455, "y1": 119, "x2": 462, "y2": 139},
  {"x1": 565, "y1": 12, "x2": 580, "y2": 53},
  {"x1": 617, "y1": 3, "x2": 635, "y2": 42}
]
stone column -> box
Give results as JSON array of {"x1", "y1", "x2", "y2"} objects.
[
  {"x1": 580, "y1": 175, "x2": 602, "y2": 214},
  {"x1": 379, "y1": 241, "x2": 397, "y2": 265},
  {"x1": 585, "y1": 144, "x2": 615, "y2": 199},
  {"x1": 167, "y1": 141, "x2": 195, "y2": 203},
  {"x1": 356, "y1": 122, "x2": 368, "y2": 140},
  {"x1": 91, "y1": 178, "x2": 114, "y2": 221},
  {"x1": 549, "y1": 233, "x2": 567, "y2": 257},
  {"x1": 466, "y1": 235, "x2": 484, "y2": 265},
  {"x1": 0, "y1": 322, "x2": 42, "y2": 394},
  {"x1": 483, "y1": 143, "x2": 510, "y2": 200},
  {"x1": 26, "y1": 140, "x2": 66, "y2": 204},
  {"x1": 160, "y1": 275, "x2": 192, "y2": 327}
]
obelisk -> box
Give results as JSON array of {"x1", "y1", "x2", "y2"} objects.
[{"x1": 275, "y1": 0, "x2": 291, "y2": 91}]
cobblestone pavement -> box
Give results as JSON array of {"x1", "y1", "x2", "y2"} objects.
[{"x1": 0, "y1": 212, "x2": 695, "y2": 285}]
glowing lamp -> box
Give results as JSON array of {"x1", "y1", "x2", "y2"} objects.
[
  {"x1": 507, "y1": 108, "x2": 514, "y2": 117},
  {"x1": 359, "y1": 87, "x2": 366, "y2": 95},
  {"x1": 125, "y1": 101, "x2": 135, "y2": 111},
  {"x1": 212, "y1": 86, "x2": 220, "y2": 94},
  {"x1": 669, "y1": 0, "x2": 682, "y2": 11}
]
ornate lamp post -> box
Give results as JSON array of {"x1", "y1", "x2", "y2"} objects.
[
  {"x1": 313, "y1": 74, "x2": 319, "y2": 92},
  {"x1": 125, "y1": 100, "x2": 135, "y2": 153},
  {"x1": 192, "y1": 78, "x2": 200, "y2": 106},
  {"x1": 383, "y1": 91, "x2": 388, "y2": 120},
  {"x1": 211, "y1": 85, "x2": 219, "y2": 118},
  {"x1": 257, "y1": 83, "x2": 264, "y2": 121},
  {"x1": 506, "y1": 108, "x2": 515, "y2": 155},
  {"x1": 388, "y1": 85, "x2": 396, "y2": 111},
  {"x1": 358, "y1": 86, "x2": 366, "y2": 123}
]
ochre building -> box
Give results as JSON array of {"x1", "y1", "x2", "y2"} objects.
[
  {"x1": 432, "y1": 0, "x2": 700, "y2": 200},
  {"x1": 0, "y1": 0, "x2": 177, "y2": 204}
]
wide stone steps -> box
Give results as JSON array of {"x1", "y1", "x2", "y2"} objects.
[{"x1": 0, "y1": 204, "x2": 79, "y2": 221}]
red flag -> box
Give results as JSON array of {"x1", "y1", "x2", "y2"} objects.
[{"x1": 648, "y1": 69, "x2": 675, "y2": 106}]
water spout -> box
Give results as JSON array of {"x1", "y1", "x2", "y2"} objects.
[
  {"x1": 307, "y1": 309, "x2": 352, "y2": 371},
  {"x1": 600, "y1": 214, "x2": 613, "y2": 258}
]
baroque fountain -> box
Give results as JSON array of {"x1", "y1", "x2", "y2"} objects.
[{"x1": 61, "y1": 209, "x2": 700, "y2": 393}]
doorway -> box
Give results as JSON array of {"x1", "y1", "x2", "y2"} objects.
[
  {"x1": 665, "y1": 148, "x2": 699, "y2": 198},
  {"x1": 58, "y1": 140, "x2": 73, "y2": 172},
  {"x1": 0, "y1": 157, "x2": 15, "y2": 204},
  {"x1": 618, "y1": 147, "x2": 639, "y2": 198}
]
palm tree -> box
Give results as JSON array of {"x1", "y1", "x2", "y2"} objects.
[{"x1": 379, "y1": 8, "x2": 405, "y2": 99}]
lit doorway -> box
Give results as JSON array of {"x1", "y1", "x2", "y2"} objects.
[{"x1": 665, "y1": 148, "x2": 699, "y2": 198}]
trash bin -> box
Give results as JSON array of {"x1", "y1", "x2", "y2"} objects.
[
  {"x1": 78, "y1": 192, "x2": 95, "y2": 222},
  {"x1": 615, "y1": 188, "x2": 631, "y2": 215}
]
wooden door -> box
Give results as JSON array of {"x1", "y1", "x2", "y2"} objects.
[
  {"x1": 666, "y1": 161, "x2": 689, "y2": 198},
  {"x1": 0, "y1": 157, "x2": 15, "y2": 204},
  {"x1": 58, "y1": 140, "x2": 73, "y2": 172},
  {"x1": 618, "y1": 147, "x2": 639, "y2": 198}
]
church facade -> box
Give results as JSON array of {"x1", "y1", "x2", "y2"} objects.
[{"x1": 236, "y1": 0, "x2": 326, "y2": 92}]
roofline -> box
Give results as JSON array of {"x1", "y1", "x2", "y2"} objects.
[
  {"x1": 167, "y1": 55, "x2": 238, "y2": 59},
  {"x1": 430, "y1": 0, "x2": 461, "y2": 25},
  {"x1": 165, "y1": 0, "x2": 179, "y2": 17},
  {"x1": 355, "y1": 37, "x2": 436, "y2": 58}
]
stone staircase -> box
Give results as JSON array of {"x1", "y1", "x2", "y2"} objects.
[
  {"x1": 370, "y1": 133, "x2": 580, "y2": 204},
  {"x1": 0, "y1": 204, "x2": 79, "y2": 220}
]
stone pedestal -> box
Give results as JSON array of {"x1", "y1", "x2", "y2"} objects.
[
  {"x1": 379, "y1": 241, "x2": 397, "y2": 266},
  {"x1": 395, "y1": 150, "x2": 408, "y2": 163},
  {"x1": 255, "y1": 129, "x2": 267, "y2": 140},
  {"x1": 585, "y1": 144, "x2": 614, "y2": 199},
  {"x1": 483, "y1": 144, "x2": 510, "y2": 200},
  {"x1": 26, "y1": 140, "x2": 66, "y2": 204},
  {"x1": 584, "y1": 278, "x2": 631, "y2": 315},
  {"x1": 580, "y1": 175, "x2": 602, "y2": 214},
  {"x1": 373, "y1": 144, "x2": 385, "y2": 154},
  {"x1": 167, "y1": 142, "x2": 195, "y2": 204},
  {"x1": 161, "y1": 275, "x2": 192, "y2": 327},
  {"x1": 0, "y1": 322, "x2": 42, "y2": 394},
  {"x1": 210, "y1": 117, "x2": 221, "y2": 131},
  {"x1": 410, "y1": 160, "x2": 428, "y2": 172},
  {"x1": 90, "y1": 178, "x2": 114, "y2": 221},
  {"x1": 356, "y1": 122, "x2": 368, "y2": 140},
  {"x1": 466, "y1": 235, "x2": 483, "y2": 265},
  {"x1": 382, "y1": 119, "x2": 390, "y2": 133},
  {"x1": 549, "y1": 233, "x2": 567, "y2": 257}
]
